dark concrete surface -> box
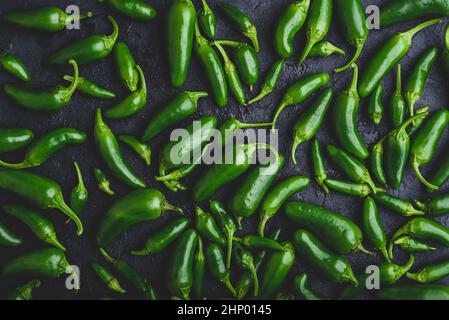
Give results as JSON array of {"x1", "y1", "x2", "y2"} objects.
[{"x1": 0, "y1": 0, "x2": 448, "y2": 300}]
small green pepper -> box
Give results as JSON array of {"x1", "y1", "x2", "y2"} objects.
[
  {"x1": 363, "y1": 197, "x2": 389, "y2": 262},
  {"x1": 0, "y1": 128, "x2": 33, "y2": 154},
  {"x1": 99, "y1": 0, "x2": 157, "y2": 20},
  {"x1": 428, "y1": 155, "x2": 449, "y2": 191},
  {"x1": 248, "y1": 59, "x2": 285, "y2": 105},
  {"x1": 195, "y1": 206, "x2": 226, "y2": 247},
  {"x1": 118, "y1": 134, "x2": 151, "y2": 166},
  {"x1": 311, "y1": 139, "x2": 328, "y2": 193},
  {"x1": 394, "y1": 236, "x2": 437, "y2": 254},
  {"x1": 391, "y1": 64, "x2": 406, "y2": 128},
  {"x1": 415, "y1": 193, "x2": 449, "y2": 216},
  {"x1": 367, "y1": 84, "x2": 383, "y2": 125},
  {"x1": 206, "y1": 243, "x2": 236, "y2": 297},
  {"x1": 94, "y1": 168, "x2": 114, "y2": 196},
  {"x1": 64, "y1": 75, "x2": 116, "y2": 100},
  {"x1": 91, "y1": 261, "x2": 126, "y2": 294},
  {"x1": 114, "y1": 41, "x2": 139, "y2": 92},
  {"x1": 0, "y1": 53, "x2": 30, "y2": 81},
  {"x1": 324, "y1": 179, "x2": 377, "y2": 198},
  {"x1": 378, "y1": 284, "x2": 449, "y2": 300},
  {"x1": 309, "y1": 41, "x2": 345, "y2": 58},
  {"x1": 407, "y1": 260, "x2": 449, "y2": 283},
  {"x1": 70, "y1": 162, "x2": 88, "y2": 215},
  {"x1": 0, "y1": 220, "x2": 22, "y2": 247},
  {"x1": 373, "y1": 193, "x2": 425, "y2": 217},
  {"x1": 370, "y1": 137, "x2": 387, "y2": 186},
  {"x1": 6, "y1": 280, "x2": 41, "y2": 301},
  {"x1": 234, "y1": 235, "x2": 285, "y2": 252},
  {"x1": 199, "y1": 0, "x2": 216, "y2": 39}
]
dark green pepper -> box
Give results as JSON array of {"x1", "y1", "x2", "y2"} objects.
[
  {"x1": 0, "y1": 128, "x2": 33, "y2": 154},
  {"x1": 199, "y1": 0, "x2": 216, "y2": 39},
  {"x1": 0, "y1": 53, "x2": 30, "y2": 81},
  {"x1": 99, "y1": 0, "x2": 157, "y2": 20},
  {"x1": 193, "y1": 237, "x2": 206, "y2": 298},
  {"x1": 195, "y1": 206, "x2": 226, "y2": 247},
  {"x1": 368, "y1": 84, "x2": 383, "y2": 125},
  {"x1": 428, "y1": 156, "x2": 449, "y2": 191},
  {"x1": 70, "y1": 161, "x2": 88, "y2": 215},
  {"x1": 64, "y1": 75, "x2": 116, "y2": 100},
  {"x1": 370, "y1": 136, "x2": 387, "y2": 186},
  {"x1": 408, "y1": 260, "x2": 449, "y2": 283},
  {"x1": 311, "y1": 139, "x2": 329, "y2": 193},
  {"x1": 118, "y1": 134, "x2": 151, "y2": 166},
  {"x1": 324, "y1": 179, "x2": 377, "y2": 198},
  {"x1": 0, "y1": 220, "x2": 22, "y2": 247},
  {"x1": 232, "y1": 242, "x2": 259, "y2": 296},
  {"x1": 206, "y1": 243, "x2": 236, "y2": 297},
  {"x1": 373, "y1": 193, "x2": 425, "y2": 217},
  {"x1": 114, "y1": 41, "x2": 139, "y2": 92},
  {"x1": 6, "y1": 280, "x2": 41, "y2": 301},
  {"x1": 363, "y1": 197, "x2": 389, "y2": 262},
  {"x1": 394, "y1": 236, "x2": 437, "y2": 254},
  {"x1": 415, "y1": 193, "x2": 449, "y2": 216},
  {"x1": 248, "y1": 59, "x2": 285, "y2": 105},
  {"x1": 390, "y1": 64, "x2": 406, "y2": 128},
  {"x1": 94, "y1": 167, "x2": 114, "y2": 196},
  {"x1": 378, "y1": 284, "x2": 449, "y2": 300},
  {"x1": 91, "y1": 261, "x2": 126, "y2": 294}
]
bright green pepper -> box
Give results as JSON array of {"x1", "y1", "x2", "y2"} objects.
[
  {"x1": 391, "y1": 64, "x2": 406, "y2": 128},
  {"x1": 91, "y1": 261, "x2": 126, "y2": 294},
  {"x1": 118, "y1": 134, "x2": 151, "y2": 166},
  {"x1": 99, "y1": 0, "x2": 157, "y2": 20},
  {"x1": 6, "y1": 280, "x2": 41, "y2": 300},
  {"x1": 363, "y1": 197, "x2": 389, "y2": 262},
  {"x1": 373, "y1": 193, "x2": 425, "y2": 217},
  {"x1": 0, "y1": 128, "x2": 34, "y2": 154},
  {"x1": 0, "y1": 221, "x2": 22, "y2": 247},
  {"x1": 64, "y1": 75, "x2": 116, "y2": 100},
  {"x1": 70, "y1": 161, "x2": 88, "y2": 215},
  {"x1": 408, "y1": 260, "x2": 449, "y2": 283},
  {"x1": 0, "y1": 53, "x2": 30, "y2": 81},
  {"x1": 394, "y1": 236, "x2": 437, "y2": 254},
  {"x1": 368, "y1": 84, "x2": 383, "y2": 125},
  {"x1": 311, "y1": 139, "x2": 329, "y2": 193},
  {"x1": 94, "y1": 167, "x2": 114, "y2": 196},
  {"x1": 199, "y1": 0, "x2": 216, "y2": 39},
  {"x1": 309, "y1": 41, "x2": 346, "y2": 58},
  {"x1": 114, "y1": 41, "x2": 139, "y2": 92},
  {"x1": 248, "y1": 59, "x2": 285, "y2": 105},
  {"x1": 415, "y1": 193, "x2": 449, "y2": 216}
]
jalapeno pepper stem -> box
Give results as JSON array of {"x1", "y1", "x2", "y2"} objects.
[
  {"x1": 258, "y1": 214, "x2": 269, "y2": 237},
  {"x1": 388, "y1": 227, "x2": 407, "y2": 259},
  {"x1": 404, "y1": 19, "x2": 442, "y2": 40},
  {"x1": 399, "y1": 254, "x2": 416, "y2": 277},
  {"x1": 237, "y1": 121, "x2": 273, "y2": 128},
  {"x1": 411, "y1": 156, "x2": 439, "y2": 191},
  {"x1": 201, "y1": 0, "x2": 211, "y2": 11},
  {"x1": 0, "y1": 159, "x2": 30, "y2": 169},
  {"x1": 272, "y1": 101, "x2": 288, "y2": 130},
  {"x1": 53, "y1": 194, "x2": 83, "y2": 236},
  {"x1": 223, "y1": 277, "x2": 237, "y2": 297},
  {"x1": 45, "y1": 232, "x2": 67, "y2": 251},
  {"x1": 109, "y1": 278, "x2": 126, "y2": 294},
  {"x1": 248, "y1": 86, "x2": 271, "y2": 105},
  {"x1": 358, "y1": 244, "x2": 376, "y2": 256},
  {"x1": 414, "y1": 200, "x2": 428, "y2": 212},
  {"x1": 104, "y1": 16, "x2": 119, "y2": 49},
  {"x1": 135, "y1": 65, "x2": 147, "y2": 94},
  {"x1": 380, "y1": 246, "x2": 391, "y2": 263},
  {"x1": 99, "y1": 248, "x2": 115, "y2": 265},
  {"x1": 343, "y1": 272, "x2": 359, "y2": 287},
  {"x1": 291, "y1": 138, "x2": 304, "y2": 165},
  {"x1": 226, "y1": 231, "x2": 234, "y2": 269},
  {"x1": 335, "y1": 39, "x2": 364, "y2": 73},
  {"x1": 249, "y1": 264, "x2": 259, "y2": 297},
  {"x1": 65, "y1": 11, "x2": 93, "y2": 25},
  {"x1": 213, "y1": 40, "x2": 240, "y2": 48},
  {"x1": 186, "y1": 91, "x2": 209, "y2": 103},
  {"x1": 65, "y1": 59, "x2": 80, "y2": 99}
]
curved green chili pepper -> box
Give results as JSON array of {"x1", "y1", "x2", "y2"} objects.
[
  {"x1": 0, "y1": 128, "x2": 87, "y2": 169},
  {"x1": 232, "y1": 242, "x2": 259, "y2": 296},
  {"x1": 94, "y1": 167, "x2": 114, "y2": 196},
  {"x1": 0, "y1": 128, "x2": 34, "y2": 154},
  {"x1": 259, "y1": 176, "x2": 310, "y2": 236},
  {"x1": 408, "y1": 260, "x2": 449, "y2": 283},
  {"x1": 333, "y1": 64, "x2": 368, "y2": 159},
  {"x1": 415, "y1": 193, "x2": 449, "y2": 216},
  {"x1": 64, "y1": 75, "x2": 116, "y2": 100},
  {"x1": 195, "y1": 206, "x2": 226, "y2": 247},
  {"x1": 272, "y1": 73, "x2": 330, "y2": 129},
  {"x1": 324, "y1": 179, "x2": 377, "y2": 198},
  {"x1": 199, "y1": 0, "x2": 216, "y2": 39},
  {"x1": 429, "y1": 156, "x2": 449, "y2": 191},
  {"x1": 91, "y1": 261, "x2": 126, "y2": 294},
  {"x1": 3, "y1": 6, "x2": 92, "y2": 32},
  {"x1": 2, "y1": 205, "x2": 65, "y2": 251},
  {"x1": 193, "y1": 236, "x2": 206, "y2": 298},
  {"x1": 291, "y1": 88, "x2": 333, "y2": 165},
  {"x1": 0, "y1": 221, "x2": 22, "y2": 247},
  {"x1": 309, "y1": 41, "x2": 346, "y2": 58},
  {"x1": 294, "y1": 274, "x2": 324, "y2": 300},
  {"x1": 373, "y1": 193, "x2": 425, "y2": 217},
  {"x1": 234, "y1": 235, "x2": 285, "y2": 252},
  {"x1": 368, "y1": 84, "x2": 383, "y2": 125},
  {"x1": 206, "y1": 243, "x2": 236, "y2": 297},
  {"x1": 0, "y1": 170, "x2": 83, "y2": 235},
  {"x1": 0, "y1": 53, "x2": 30, "y2": 81},
  {"x1": 370, "y1": 137, "x2": 387, "y2": 186},
  {"x1": 130, "y1": 217, "x2": 190, "y2": 256},
  {"x1": 359, "y1": 19, "x2": 441, "y2": 97},
  {"x1": 7, "y1": 280, "x2": 41, "y2": 301},
  {"x1": 378, "y1": 284, "x2": 449, "y2": 300},
  {"x1": 4, "y1": 59, "x2": 79, "y2": 112},
  {"x1": 94, "y1": 109, "x2": 145, "y2": 189},
  {"x1": 334, "y1": 0, "x2": 368, "y2": 73},
  {"x1": 258, "y1": 241, "x2": 295, "y2": 299},
  {"x1": 248, "y1": 59, "x2": 285, "y2": 105},
  {"x1": 47, "y1": 16, "x2": 119, "y2": 65},
  {"x1": 114, "y1": 41, "x2": 139, "y2": 92},
  {"x1": 274, "y1": 0, "x2": 310, "y2": 59},
  {"x1": 363, "y1": 197, "x2": 389, "y2": 262},
  {"x1": 218, "y1": 2, "x2": 259, "y2": 52},
  {"x1": 311, "y1": 139, "x2": 328, "y2": 193},
  {"x1": 70, "y1": 161, "x2": 88, "y2": 215},
  {"x1": 118, "y1": 134, "x2": 151, "y2": 166},
  {"x1": 285, "y1": 200, "x2": 371, "y2": 255},
  {"x1": 96, "y1": 188, "x2": 183, "y2": 247},
  {"x1": 394, "y1": 236, "x2": 437, "y2": 254},
  {"x1": 293, "y1": 229, "x2": 358, "y2": 286},
  {"x1": 99, "y1": 0, "x2": 157, "y2": 20},
  {"x1": 391, "y1": 64, "x2": 406, "y2": 128}
]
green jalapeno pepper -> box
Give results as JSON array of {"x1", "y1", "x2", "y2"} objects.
[
  {"x1": 259, "y1": 241, "x2": 295, "y2": 299},
  {"x1": 4, "y1": 59, "x2": 79, "y2": 112},
  {"x1": 0, "y1": 170, "x2": 82, "y2": 235},
  {"x1": 368, "y1": 84, "x2": 383, "y2": 125},
  {"x1": 94, "y1": 167, "x2": 114, "y2": 196},
  {"x1": 363, "y1": 197, "x2": 389, "y2": 262},
  {"x1": 391, "y1": 64, "x2": 406, "y2": 128},
  {"x1": 334, "y1": 0, "x2": 368, "y2": 73},
  {"x1": 96, "y1": 188, "x2": 183, "y2": 247},
  {"x1": 64, "y1": 75, "x2": 116, "y2": 100},
  {"x1": 0, "y1": 128, "x2": 87, "y2": 169},
  {"x1": 131, "y1": 217, "x2": 190, "y2": 256},
  {"x1": 218, "y1": 2, "x2": 259, "y2": 52},
  {"x1": 324, "y1": 179, "x2": 377, "y2": 198},
  {"x1": 99, "y1": 0, "x2": 157, "y2": 20},
  {"x1": 7, "y1": 280, "x2": 41, "y2": 301},
  {"x1": 294, "y1": 274, "x2": 324, "y2": 300},
  {"x1": 415, "y1": 193, "x2": 449, "y2": 216},
  {"x1": 272, "y1": 73, "x2": 330, "y2": 129},
  {"x1": 445, "y1": 22, "x2": 449, "y2": 74},
  {"x1": 234, "y1": 235, "x2": 285, "y2": 252},
  {"x1": 378, "y1": 284, "x2": 449, "y2": 300},
  {"x1": 407, "y1": 260, "x2": 449, "y2": 283},
  {"x1": 394, "y1": 236, "x2": 436, "y2": 254},
  {"x1": 47, "y1": 16, "x2": 119, "y2": 65},
  {"x1": 311, "y1": 139, "x2": 329, "y2": 193},
  {"x1": 0, "y1": 53, "x2": 30, "y2": 81},
  {"x1": 293, "y1": 229, "x2": 358, "y2": 286},
  {"x1": 309, "y1": 41, "x2": 345, "y2": 58},
  {"x1": 359, "y1": 19, "x2": 441, "y2": 97},
  {"x1": 142, "y1": 91, "x2": 208, "y2": 142},
  {"x1": 195, "y1": 206, "x2": 226, "y2": 247},
  {"x1": 3, "y1": 6, "x2": 92, "y2": 32},
  {"x1": 274, "y1": 0, "x2": 310, "y2": 59},
  {"x1": 70, "y1": 162, "x2": 88, "y2": 215},
  {"x1": 232, "y1": 242, "x2": 259, "y2": 297},
  {"x1": 114, "y1": 42, "x2": 139, "y2": 92},
  {"x1": 94, "y1": 109, "x2": 145, "y2": 189},
  {"x1": 370, "y1": 137, "x2": 387, "y2": 186},
  {"x1": 373, "y1": 193, "x2": 425, "y2": 217},
  {"x1": 118, "y1": 134, "x2": 151, "y2": 166},
  {"x1": 291, "y1": 88, "x2": 333, "y2": 164},
  {"x1": 248, "y1": 59, "x2": 285, "y2": 105},
  {"x1": 199, "y1": 0, "x2": 216, "y2": 39},
  {"x1": 91, "y1": 261, "x2": 126, "y2": 294},
  {"x1": 428, "y1": 156, "x2": 449, "y2": 191},
  {"x1": 0, "y1": 128, "x2": 33, "y2": 154},
  {"x1": 285, "y1": 200, "x2": 371, "y2": 255},
  {"x1": 0, "y1": 220, "x2": 22, "y2": 247},
  {"x1": 193, "y1": 237, "x2": 205, "y2": 298},
  {"x1": 206, "y1": 243, "x2": 236, "y2": 297},
  {"x1": 333, "y1": 64, "x2": 368, "y2": 159}
]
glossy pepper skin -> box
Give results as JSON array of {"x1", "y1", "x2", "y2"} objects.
[
  {"x1": 390, "y1": 64, "x2": 406, "y2": 127},
  {"x1": 334, "y1": 0, "x2": 368, "y2": 73},
  {"x1": 236, "y1": 236, "x2": 285, "y2": 252},
  {"x1": 7, "y1": 279, "x2": 41, "y2": 301},
  {"x1": 370, "y1": 137, "x2": 387, "y2": 186},
  {"x1": 206, "y1": 243, "x2": 236, "y2": 297},
  {"x1": 258, "y1": 176, "x2": 310, "y2": 236},
  {"x1": 444, "y1": 23, "x2": 449, "y2": 73},
  {"x1": 309, "y1": 41, "x2": 346, "y2": 58},
  {"x1": 249, "y1": 59, "x2": 285, "y2": 106},
  {"x1": 333, "y1": 64, "x2": 368, "y2": 159},
  {"x1": 131, "y1": 217, "x2": 190, "y2": 256},
  {"x1": 99, "y1": 0, "x2": 157, "y2": 20},
  {"x1": 408, "y1": 260, "x2": 449, "y2": 283},
  {"x1": 3, "y1": 6, "x2": 92, "y2": 32},
  {"x1": 272, "y1": 73, "x2": 330, "y2": 129},
  {"x1": 4, "y1": 59, "x2": 79, "y2": 112},
  {"x1": 293, "y1": 229, "x2": 358, "y2": 286},
  {"x1": 47, "y1": 16, "x2": 119, "y2": 65},
  {"x1": 311, "y1": 139, "x2": 329, "y2": 193},
  {"x1": 394, "y1": 236, "x2": 436, "y2": 254},
  {"x1": 232, "y1": 243, "x2": 259, "y2": 296},
  {"x1": 0, "y1": 170, "x2": 83, "y2": 236},
  {"x1": 199, "y1": 0, "x2": 216, "y2": 39},
  {"x1": 0, "y1": 128, "x2": 87, "y2": 169},
  {"x1": 363, "y1": 197, "x2": 389, "y2": 262},
  {"x1": 0, "y1": 54, "x2": 30, "y2": 81},
  {"x1": 378, "y1": 284, "x2": 449, "y2": 300},
  {"x1": 274, "y1": 0, "x2": 310, "y2": 59},
  {"x1": 167, "y1": 0, "x2": 196, "y2": 87},
  {"x1": 96, "y1": 188, "x2": 183, "y2": 247},
  {"x1": 142, "y1": 91, "x2": 208, "y2": 142},
  {"x1": 119, "y1": 135, "x2": 151, "y2": 166},
  {"x1": 429, "y1": 156, "x2": 449, "y2": 191},
  {"x1": 291, "y1": 88, "x2": 333, "y2": 165},
  {"x1": 294, "y1": 274, "x2": 324, "y2": 300},
  {"x1": 324, "y1": 179, "x2": 376, "y2": 198},
  {"x1": 218, "y1": 2, "x2": 259, "y2": 52},
  {"x1": 285, "y1": 201, "x2": 370, "y2": 255},
  {"x1": 193, "y1": 237, "x2": 206, "y2": 298},
  {"x1": 368, "y1": 85, "x2": 383, "y2": 125},
  {"x1": 70, "y1": 161, "x2": 88, "y2": 215},
  {"x1": 0, "y1": 129, "x2": 33, "y2": 154},
  {"x1": 91, "y1": 261, "x2": 126, "y2": 294},
  {"x1": 415, "y1": 193, "x2": 449, "y2": 216},
  {"x1": 94, "y1": 109, "x2": 145, "y2": 189},
  {"x1": 64, "y1": 75, "x2": 116, "y2": 100},
  {"x1": 195, "y1": 206, "x2": 226, "y2": 247},
  {"x1": 114, "y1": 42, "x2": 139, "y2": 92},
  {"x1": 94, "y1": 167, "x2": 114, "y2": 196},
  {"x1": 373, "y1": 193, "x2": 425, "y2": 217},
  {"x1": 0, "y1": 221, "x2": 22, "y2": 247},
  {"x1": 359, "y1": 19, "x2": 441, "y2": 98}
]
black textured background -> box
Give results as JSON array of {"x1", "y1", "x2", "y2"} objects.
[{"x1": 0, "y1": 0, "x2": 449, "y2": 300}]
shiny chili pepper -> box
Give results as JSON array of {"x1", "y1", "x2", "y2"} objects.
[
  {"x1": 394, "y1": 236, "x2": 436, "y2": 254},
  {"x1": 70, "y1": 161, "x2": 88, "y2": 215},
  {"x1": 324, "y1": 179, "x2": 377, "y2": 198},
  {"x1": 168, "y1": 229, "x2": 198, "y2": 300},
  {"x1": 274, "y1": 0, "x2": 310, "y2": 59},
  {"x1": 99, "y1": 0, "x2": 157, "y2": 20},
  {"x1": 297, "y1": 0, "x2": 332, "y2": 65},
  {"x1": 293, "y1": 274, "x2": 324, "y2": 300},
  {"x1": 390, "y1": 64, "x2": 406, "y2": 128},
  {"x1": 415, "y1": 193, "x2": 449, "y2": 216},
  {"x1": 285, "y1": 200, "x2": 371, "y2": 255},
  {"x1": 326, "y1": 144, "x2": 377, "y2": 194},
  {"x1": 206, "y1": 243, "x2": 236, "y2": 297},
  {"x1": 428, "y1": 156, "x2": 449, "y2": 191},
  {"x1": 47, "y1": 16, "x2": 119, "y2": 65},
  {"x1": 0, "y1": 53, "x2": 30, "y2": 81},
  {"x1": 234, "y1": 235, "x2": 285, "y2": 252},
  {"x1": 193, "y1": 237, "x2": 206, "y2": 298},
  {"x1": 333, "y1": 64, "x2": 368, "y2": 159},
  {"x1": 311, "y1": 139, "x2": 328, "y2": 193},
  {"x1": 445, "y1": 22, "x2": 449, "y2": 73},
  {"x1": 373, "y1": 193, "x2": 425, "y2": 217},
  {"x1": 91, "y1": 261, "x2": 126, "y2": 294},
  {"x1": 114, "y1": 42, "x2": 139, "y2": 92},
  {"x1": 0, "y1": 128, "x2": 33, "y2": 154},
  {"x1": 378, "y1": 284, "x2": 449, "y2": 300},
  {"x1": 195, "y1": 206, "x2": 226, "y2": 247},
  {"x1": 359, "y1": 19, "x2": 441, "y2": 97},
  {"x1": 272, "y1": 73, "x2": 330, "y2": 129},
  {"x1": 118, "y1": 134, "x2": 151, "y2": 166},
  {"x1": 199, "y1": 0, "x2": 216, "y2": 39},
  {"x1": 258, "y1": 241, "x2": 295, "y2": 299},
  {"x1": 0, "y1": 220, "x2": 22, "y2": 247},
  {"x1": 334, "y1": 0, "x2": 368, "y2": 73},
  {"x1": 363, "y1": 197, "x2": 389, "y2": 262},
  {"x1": 100, "y1": 248, "x2": 157, "y2": 300},
  {"x1": 291, "y1": 88, "x2": 333, "y2": 164},
  {"x1": 4, "y1": 59, "x2": 79, "y2": 112},
  {"x1": 368, "y1": 84, "x2": 383, "y2": 125},
  {"x1": 232, "y1": 242, "x2": 259, "y2": 296},
  {"x1": 3, "y1": 6, "x2": 92, "y2": 32},
  {"x1": 248, "y1": 59, "x2": 285, "y2": 105},
  {"x1": 130, "y1": 217, "x2": 190, "y2": 256},
  {"x1": 0, "y1": 128, "x2": 87, "y2": 169},
  {"x1": 96, "y1": 188, "x2": 183, "y2": 247},
  {"x1": 293, "y1": 229, "x2": 358, "y2": 286},
  {"x1": 0, "y1": 170, "x2": 83, "y2": 235},
  {"x1": 259, "y1": 176, "x2": 310, "y2": 236},
  {"x1": 2, "y1": 204, "x2": 65, "y2": 251},
  {"x1": 141, "y1": 91, "x2": 208, "y2": 142},
  {"x1": 370, "y1": 137, "x2": 387, "y2": 186},
  {"x1": 407, "y1": 260, "x2": 449, "y2": 283},
  {"x1": 64, "y1": 75, "x2": 116, "y2": 100},
  {"x1": 94, "y1": 109, "x2": 145, "y2": 189},
  {"x1": 218, "y1": 2, "x2": 259, "y2": 52},
  {"x1": 309, "y1": 41, "x2": 345, "y2": 58},
  {"x1": 94, "y1": 167, "x2": 114, "y2": 196},
  {"x1": 7, "y1": 280, "x2": 41, "y2": 301}
]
